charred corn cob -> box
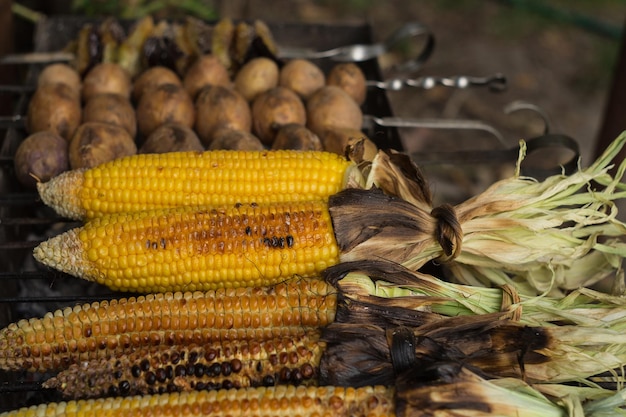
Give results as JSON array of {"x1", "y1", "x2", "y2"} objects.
[
  {"x1": 0, "y1": 385, "x2": 395, "y2": 417},
  {"x1": 33, "y1": 200, "x2": 339, "y2": 292},
  {"x1": 44, "y1": 330, "x2": 324, "y2": 399},
  {"x1": 37, "y1": 149, "x2": 360, "y2": 220},
  {"x1": 0, "y1": 278, "x2": 336, "y2": 372}
]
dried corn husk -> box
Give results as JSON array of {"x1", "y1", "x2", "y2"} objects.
[{"x1": 331, "y1": 132, "x2": 626, "y2": 296}]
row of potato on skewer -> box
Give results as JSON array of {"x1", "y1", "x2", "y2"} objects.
[{"x1": 14, "y1": 52, "x2": 377, "y2": 189}]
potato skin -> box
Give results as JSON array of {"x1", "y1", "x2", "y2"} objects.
[
  {"x1": 132, "y1": 66, "x2": 182, "y2": 102},
  {"x1": 69, "y1": 122, "x2": 137, "y2": 169},
  {"x1": 272, "y1": 123, "x2": 322, "y2": 151},
  {"x1": 306, "y1": 86, "x2": 363, "y2": 138},
  {"x1": 37, "y1": 63, "x2": 81, "y2": 99},
  {"x1": 209, "y1": 128, "x2": 265, "y2": 151},
  {"x1": 136, "y1": 83, "x2": 195, "y2": 138},
  {"x1": 279, "y1": 59, "x2": 325, "y2": 100},
  {"x1": 139, "y1": 123, "x2": 204, "y2": 154},
  {"x1": 82, "y1": 62, "x2": 132, "y2": 102},
  {"x1": 27, "y1": 83, "x2": 81, "y2": 141},
  {"x1": 82, "y1": 93, "x2": 137, "y2": 139},
  {"x1": 326, "y1": 63, "x2": 367, "y2": 105},
  {"x1": 14, "y1": 131, "x2": 69, "y2": 188},
  {"x1": 251, "y1": 86, "x2": 306, "y2": 146},
  {"x1": 183, "y1": 55, "x2": 231, "y2": 100},
  {"x1": 234, "y1": 57, "x2": 279, "y2": 102},
  {"x1": 194, "y1": 85, "x2": 251, "y2": 147}
]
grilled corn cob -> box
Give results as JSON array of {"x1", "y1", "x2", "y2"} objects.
[
  {"x1": 34, "y1": 200, "x2": 339, "y2": 292},
  {"x1": 0, "y1": 278, "x2": 336, "y2": 372},
  {"x1": 0, "y1": 385, "x2": 395, "y2": 417},
  {"x1": 37, "y1": 149, "x2": 360, "y2": 220},
  {"x1": 44, "y1": 330, "x2": 324, "y2": 399}
]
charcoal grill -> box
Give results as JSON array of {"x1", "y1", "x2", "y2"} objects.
[{"x1": 0, "y1": 17, "x2": 407, "y2": 411}]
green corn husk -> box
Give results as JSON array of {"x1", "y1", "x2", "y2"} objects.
[
  {"x1": 325, "y1": 260, "x2": 626, "y2": 328},
  {"x1": 330, "y1": 131, "x2": 626, "y2": 297}
]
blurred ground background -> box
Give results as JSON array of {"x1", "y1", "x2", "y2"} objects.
[{"x1": 4, "y1": 0, "x2": 626, "y2": 202}]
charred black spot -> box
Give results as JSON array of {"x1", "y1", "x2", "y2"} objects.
[
  {"x1": 286, "y1": 235, "x2": 294, "y2": 247},
  {"x1": 131, "y1": 365, "x2": 141, "y2": 378},
  {"x1": 262, "y1": 375, "x2": 275, "y2": 386},
  {"x1": 245, "y1": 226, "x2": 252, "y2": 236},
  {"x1": 118, "y1": 380, "x2": 131, "y2": 395}
]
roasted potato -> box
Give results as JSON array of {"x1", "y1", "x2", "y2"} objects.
[
  {"x1": 279, "y1": 59, "x2": 325, "y2": 100},
  {"x1": 306, "y1": 86, "x2": 363, "y2": 138},
  {"x1": 326, "y1": 62, "x2": 367, "y2": 105},
  {"x1": 251, "y1": 86, "x2": 306, "y2": 146},
  {"x1": 139, "y1": 123, "x2": 204, "y2": 153},
  {"x1": 234, "y1": 57, "x2": 279, "y2": 102},
  {"x1": 37, "y1": 63, "x2": 81, "y2": 99},
  {"x1": 13, "y1": 131, "x2": 69, "y2": 188},
  {"x1": 194, "y1": 85, "x2": 251, "y2": 147},
  {"x1": 183, "y1": 55, "x2": 231, "y2": 100},
  {"x1": 136, "y1": 83, "x2": 195, "y2": 138},
  {"x1": 82, "y1": 62, "x2": 132, "y2": 102},
  {"x1": 82, "y1": 93, "x2": 137, "y2": 139},
  {"x1": 132, "y1": 66, "x2": 182, "y2": 102},
  {"x1": 271, "y1": 123, "x2": 322, "y2": 151},
  {"x1": 69, "y1": 122, "x2": 137, "y2": 169},
  {"x1": 26, "y1": 83, "x2": 81, "y2": 141},
  {"x1": 209, "y1": 128, "x2": 265, "y2": 151}
]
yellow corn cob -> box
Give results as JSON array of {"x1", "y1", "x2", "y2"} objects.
[
  {"x1": 0, "y1": 385, "x2": 395, "y2": 417},
  {"x1": 44, "y1": 330, "x2": 324, "y2": 399},
  {"x1": 0, "y1": 278, "x2": 336, "y2": 372},
  {"x1": 33, "y1": 200, "x2": 339, "y2": 292},
  {"x1": 37, "y1": 149, "x2": 359, "y2": 220}
]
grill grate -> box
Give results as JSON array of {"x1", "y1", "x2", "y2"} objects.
[{"x1": 0, "y1": 17, "x2": 402, "y2": 411}]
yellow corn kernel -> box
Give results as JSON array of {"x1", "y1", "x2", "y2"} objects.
[
  {"x1": 0, "y1": 385, "x2": 395, "y2": 417},
  {"x1": 0, "y1": 279, "x2": 336, "y2": 372},
  {"x1": 33, "y1": 201, "x2": 339, "y2": 293},
  {"x1": 44, "y1": 329, "x2": 325, "y2": 398},
  {"x1": 37, "y1": 150, "x2": 360, "y2": 220}
]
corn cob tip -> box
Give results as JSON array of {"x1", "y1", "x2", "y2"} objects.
[
  {"x1": 33, "y1": 228, "x2": 94, "y2": 281},
  {"x1": 37, "y1": 169, "x2": 86, "y2": 220}
]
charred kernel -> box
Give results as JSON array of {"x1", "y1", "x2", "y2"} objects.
[
  {"x1": 158, "y1": 386, "x2": 166, "y2": 394},
  {"x1": 108, "y1": 385, "x2": 119, "y2": 396},
  {"x1": 268, "y1": 354, "x2": 278, "y2": 366},
  {"x1": 279, "y1": 367, "x2": 291, "y2": 382},
  {"x1": 221, "y1": 361, "x2": 232, "y2": 377},
  {"x1": 194, "y1": 364, "x2": 205, "y2": 378},
  {"x1": 175, "y1": 365, "x2": 186, "y2": 377},
  {"x1": 291, "y1": 369, "x2": 303, "y2": 384},
  {"x1": 208, "y1": 362, "x2": 221, "y2": 376},
  {"x1": 286, "y1": 235, "x2": 294, "y2": 247},
  {"x1": 166, "y1": 383, "x2": 178, "y2": 392},
  {"x1": 262, "y1": 375, "x2": 275, "y2": 386},
  {"x1": 231, "y1": 359, "x2": 242, "y2": 373},
  {"x1": 186, "y1": 363, "x2": 195, "y2": 376},
  {"x1": 206, "y1": 382, "x2": 218, "y2": 390},
  {"x1": 263, "y1": 237, "x2": 271, "y2": 246},
  {"x1": 245, "y1": 226, "x2": 252, "y2": 236},
  {"x1": 155, "y1": 368, "x2": 167, "y2": 383},
  {"x1": 300, "y1": 363, "x2": 315, "y2": 379},
  {"x1": 204, "y1": 348, "x2": 217, "y2": 362},
  {"x1": 256, "y1": 362, "x2": 263, "y2": 372},
  {"x1": 113, "y1": 369, "x2": 123, "y2": 380},
  {"x1": 131, "y1": 365, "x2": 141, "y2": 378},
  {"x1": 271, "y1": 237, "x2": 280, "y2": 247},
  {"x1": 195, "y1": 382, "x2": 206, "y2": 390},
  {"x1": 145, "y1": 371, "x2": 156, "y2": 385},
  {"x1": 278, "y1": 237, "x2": 285, "y2": 248},
  {"x1": 188, "y1": 350, "x2": 199, "y2": 364},
  {"x1": 119, "y1": 380, "x2": 131, "y2": 395},
  {"x1": 170, "y1": 351, "x2": 180, "y2": 364},
  {"x1": 222, "y1": 379, "x2": 234, "y2": 389},
  {"x1": 140, "y1": 359, "x2": 150, "y2": 372},
  {"x1": 165, "y1": 365, "x2": 174, "y2": 379},
  {"x1": 279, "y1": 352, "x2": 288, "y2": 364}
]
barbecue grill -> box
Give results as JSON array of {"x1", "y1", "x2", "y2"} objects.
[{"x1": 0, "y1": 17, "x2": 408, "y2": 411}]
